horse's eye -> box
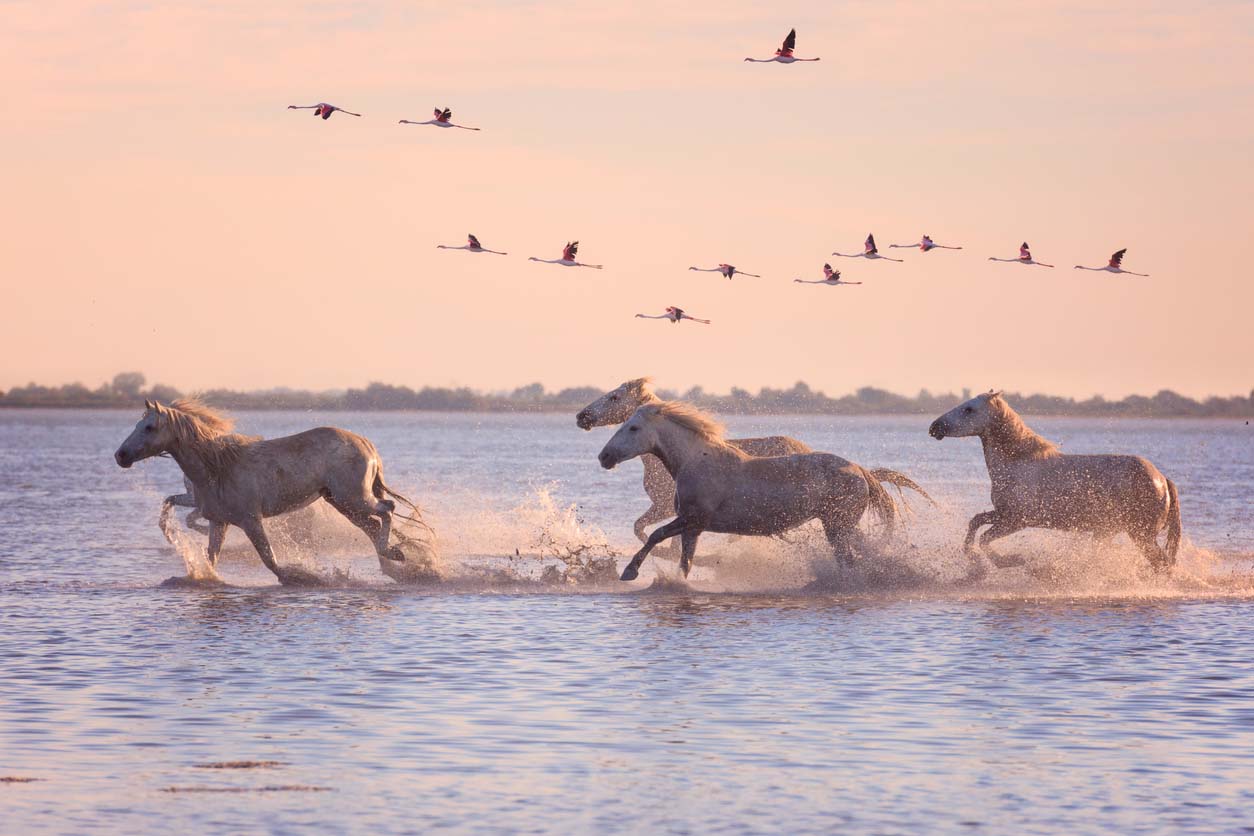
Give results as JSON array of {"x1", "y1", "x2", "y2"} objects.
[
  {"x1": 629, "y1": 426, "x2": 639, "y2": 432},
  {"x1": 963, "y1": 407, "x2": 973, "y2": 414},
  {"x1": 610, "y1": 395, "x2": 619, "y2": 401},
  {"x1": 144, "y1": 424, "x2": 154, "y2": 432}
]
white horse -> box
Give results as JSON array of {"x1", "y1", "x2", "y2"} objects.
[
  {"x1": 577, "y1": 379, "x2": 929, "y2": 554},
  {"x1": 929, "y1": 391, "x2": 1182, "y2": 571},
  {"x1": 577, "y1": 379, "x2": 811, "y2": 548},
  {"x1": 116, "y1": 399, "x2": 430, "y2": 585},
  {"x1": 599, "y1": 402, "x2": 902, "y2": 581}
]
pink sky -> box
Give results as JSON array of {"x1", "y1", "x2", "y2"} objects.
[{"x1": 2, "y1": 0, "x2": 1251, "y2": 398}]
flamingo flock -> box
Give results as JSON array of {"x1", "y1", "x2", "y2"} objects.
[{"x1": 285, "y1": 26, "x2": 1152, "y2": 329}]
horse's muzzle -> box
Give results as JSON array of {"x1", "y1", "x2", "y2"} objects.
[
  {"x1": 598, "y1": 450, "x2": 618, "y2": 470},
  {"x1": 928, "y1": 420, "x2": 946, "y2": 440},
  {"x1": 115, "y1": 449, "x2": 133, "y2": 468},
  {"x1": 576, "y1": 410, "x2": 593, "y2": 431}
]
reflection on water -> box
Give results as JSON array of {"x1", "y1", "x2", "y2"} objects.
[{"x1": 1, "y1": 410, "x2": 1252, "y2": 833}]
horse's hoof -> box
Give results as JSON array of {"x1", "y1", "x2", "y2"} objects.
[
  {"x1": 386, "y1": 547, "x2": 406, "y2": 563},
  {"x1": 276, "y1": 567, "x2": 326, "y2": 587},
  {"x1": 620, "y1": 565, "x2": 640, "y2": 582}
]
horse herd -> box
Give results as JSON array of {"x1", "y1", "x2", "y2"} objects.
[{"x1": 113, "y1": 378, "x2": 1183, "y2": 586}]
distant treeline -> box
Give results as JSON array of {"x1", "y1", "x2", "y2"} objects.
[{"x1": 1, "y1": 373, "x2": 1251, "y2": 418}]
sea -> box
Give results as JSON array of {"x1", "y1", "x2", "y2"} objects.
[{"x1": 1, "y1": 409, "x2": 1251, "y2": 834}]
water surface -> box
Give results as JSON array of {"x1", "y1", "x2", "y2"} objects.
[{"x1": 1, "y1": 410, "x2": 1252, "y2": 834}]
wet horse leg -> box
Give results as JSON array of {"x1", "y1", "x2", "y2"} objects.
[
  {"x1": 963, "y1": 511, "x2": 998, "y2": 554},
  {"x1": 1130, "y1": 527, "x2": 1173, "y2": 573},
  {"x1": 821, "y1": 518, "x2": 858, "y2": 569},
  {"x1": 206, "y1": 521, "x2": 228, "y2": 568},
  {"x1": 679, "y1": 529, "x2": 702, "y2": 577},
  {"x1": 978, "y1": 518, "x2": 1027, "y2": 567},
  {"x1": 237, "y1": 517, "x2": 284, "y2": 580},
  {"x1": 325, "y1": 493, "x2": 405, "y2": 563},
  {"x1": 638, "y1": 458, "x2": 679, "y2": 556},
  {"x1": 621, "y1": 517, "x2": 691, "y2": 581}
]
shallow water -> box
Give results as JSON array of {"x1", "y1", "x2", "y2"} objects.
[{"x1": 1, "y1": 409, "x2": 1252, "y2": 834}]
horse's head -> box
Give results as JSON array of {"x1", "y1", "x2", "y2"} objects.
[
  {"x1": 929, "y1": 390, "x2": 1003, "y2": 440},
  {"x1": 597, "y1": 404, "x2": 662, "y2": 469},
  {"x1": 576, "y1": 377, "x2": 654, "y2": 430},
  {"x1": 114, "y1": 400, "x2": 175, "y2": 467}
]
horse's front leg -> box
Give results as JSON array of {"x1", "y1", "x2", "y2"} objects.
[
  {"x1": 978, "y1": 518, "x2": 1027, "y2": 567},
  {"x1": 237, "y1": 517, "x2": 321, "y2": 586},
  {"x1": 678, "y1": 529, "x2": 702, "y2": 577},
  {"x1": 237, "y1": 518, "x2": 281, "y2": 579},
  {"x1": 963, "y1": 510, "x2": 998, "y2": 554},
  {"x1": 634, "y1": 501, "x2": 673, "y2": 546},
  {"x1": 621, "y1": 517, "x2": 690, "y2": 581},
  {"x1": 185, "y1": 508, "x2": 209, "y2": 535},
  {"x1": 206, "y1": 521, "x2": 228, "y2": 568}
]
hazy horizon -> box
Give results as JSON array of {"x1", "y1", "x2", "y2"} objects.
[{"x1": 3, "y1": 1, "x2": 1251, "y2": 399}]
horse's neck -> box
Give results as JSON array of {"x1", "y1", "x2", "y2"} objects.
[
  {"x1": 169, "y1": 446, "x2": 214, "y2": 490},
  {"x1": 168, "y1": 436, "x2": 232, "y2": 491},
  {"x1": 978, "y1": 417, "x2": 1056, "y2": 477},
  {"x1": 650, "y1": 423, "x2": 732, "y2": 476}
]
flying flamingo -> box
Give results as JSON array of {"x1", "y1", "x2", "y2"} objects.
[
  {"x1": 636, "y1": 306, "x2": 711, "y2": 325},
  {"x1": 399, "y1": 108, "x2": 481, "y2": 131},
  {"x1": 1074, "y1": 248, "x2": 1148, "y2": 276},
  {"x1": 287, "y1": 102, "x2": 361, "y2": 120},
  {"x1": 744, "y1": 28, "x2": 820, "y2": 63},
  {"x1": 528, "y1": 241, "x2": 602, "y2": 269},
  {"x1": 889, "y1": 234, "x2": 962, "y2": 252},
  {"x1": 832, "y1": 233, "x2": 903, "y2": 262},
  {"x1": 989, "y1": 242, "x2": 1054, "y2": 268},
  {"x1": 794, "y1": 264, "x2": 863, "y2": 286},
  {"x1": 688, "y1": 264, "x2": 761, "y2": 280},
  {"x1": 437, "y1": 234, "x2": 507, "y2": 255}
]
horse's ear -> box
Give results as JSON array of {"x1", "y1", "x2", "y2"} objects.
[{"x1": 144, "y1": 399, "x2": 154, "y2": 410}]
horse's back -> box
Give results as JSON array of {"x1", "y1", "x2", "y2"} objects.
[
  {"x1": 260, "y1": 427, "x2": 377, "y2": 456},
  {"x1": 731, "y1": 435, "x2": 812, "y2": 456},
  {"x1": 1013, "y1": 452, "x2": 1170, "y2": 531}
]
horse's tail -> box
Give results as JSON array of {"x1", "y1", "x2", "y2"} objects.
[
  {"x1": 1165, "y1": 477, "x2": 1182, "y2": 563},
  {"x1": 859, "y1": 467, "x2": 898, "y2": 541},
  {"x1": 868, "y1": 468, "x2": 937, "y2": 507}
]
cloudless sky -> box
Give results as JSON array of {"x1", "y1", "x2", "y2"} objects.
[{"x1": 2, "y1": 0, "x2": 1251, "y2": 398}]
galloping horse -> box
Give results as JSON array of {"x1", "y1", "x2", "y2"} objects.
[
  {"x1": 576, "y1": 378, "x2": 927, "y2": 548},
  {"x1": 598, "y1": 401, "x2": 930, "y2": 581},
  {"x1": 115, "y1": 399, "x2": 422, "y2": 585},
  {"x1": 928, "y1": 391, "x2": 1182, "y2": 571},
  {"x1": 577, "y1": 378, "x2": 810, "y2": 546}
]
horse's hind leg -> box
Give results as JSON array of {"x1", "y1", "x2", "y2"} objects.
[
  {"x1": 324, "y1": 493, "x2": 405, "y2": 563},
  {"x1": 1131, "y1": 527, "x2": 1173, "y2": 574},
  {"x1": 821, "y1": 518, "x2": 857, "y2": 569}
]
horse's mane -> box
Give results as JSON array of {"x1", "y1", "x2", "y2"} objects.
[
  {"x1": 624, "y1": 376, "x2": 655, "y2": 398},
  {"x1": 987, "y1": 396, "x2": 1060, "y2": 460},
  {"x1": 156, "y1": 398, "x2": 254, "y2": 479},
  {"x1": 653, "y1": 400, "x2": 732, "y2": 447},
  {"x1": 168, "y1": 397, "x2": 235, "y2": 434}
]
